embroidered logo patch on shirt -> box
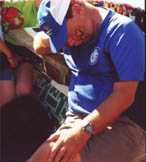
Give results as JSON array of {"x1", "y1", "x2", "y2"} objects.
[{"x1": 89, "y1": 47, "x2": 100, "y2": 65}]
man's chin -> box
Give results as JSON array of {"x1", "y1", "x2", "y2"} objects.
[{"x1": 65, "y1": 42, "x2": 71, "y2": 48}]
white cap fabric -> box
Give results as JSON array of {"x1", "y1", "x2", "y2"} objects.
[
  {"x1": 38, "y1": 0, "x2": 71, "y2": 53},
  {"x1": 50, "y1": 0, "x2": 71, "y2": 25}
]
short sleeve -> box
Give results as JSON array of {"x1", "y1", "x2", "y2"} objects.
[
  {"x1": 0, "y1": 26, "x2": 3, "y2": 40},
  {"x1": 0, "y1": 4, "x2": 4, "y2": 40},
  {"x1": 107, "y1": 21, "x2": 145, "y2": 81}
]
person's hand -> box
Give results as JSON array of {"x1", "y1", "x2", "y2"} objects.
[
  {"x1": 7, "y1": 54, "x2": 18, "y2": 68},
  {"x1": 47, "y1": 120, "x2": 91, "y2": 162},
  {"x1": 33, "y1": 31, "x2": 51, "y2": 55}
]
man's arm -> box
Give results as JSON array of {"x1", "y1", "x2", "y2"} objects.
[
  {"x1": 47, "y1": 81, "x2": 138, "y2": 162},
  {"x1": 0, "y1": 39, "x2": 12, "y2": 57},
  {"x1": 33, "y1": 31, "x2": 51, "y2": 55},
  {"x1": 27, "y1": 81, "x2": 138, "y2": 162},
  {"x1": 83, "y1": 81, "x2": 138, "y2": 134},
  {"x1": 0, "y1": 39, "x2": 18, "y2": 68}
]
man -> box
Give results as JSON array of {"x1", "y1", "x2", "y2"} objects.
[
  {"x1": 0, "y1": 1, "x2": 33, "y2": 106},
  {"x1": 28, "y1": 0, "x2": 145, "y2": 162}
]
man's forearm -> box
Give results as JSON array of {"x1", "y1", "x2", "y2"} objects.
[
  {"x1": 83, "y1": 81, "x2": 138, "y2": 135},
  {"x1": 0, "y1": 40, "x2": 13, "y2": 58}
]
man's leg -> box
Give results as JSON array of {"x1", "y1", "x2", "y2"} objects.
[
  {"x1": 27, "y1": 143, "x2": 81, "y2": 162},
  {"x1": 80, "y1": 116, "x2": 145, "y2": 162},
  {"x1": 27, "y1": 141, "x2": 54, "y2": 162},
  {"x1": 16, "y1": 62, "x2": 33, "y2": 96},
  {"x1": 27, "y1": 112, "x2": 82, "y2": 162},
  {"x1": 0, "y1": 59, "x2": 15, "y2": 106},
  {"x1": 0, "y1": 80, "x2": 15, "y2": 106},
  {"x1": 28, "y1": 114, "x2": 145, "y2": 162}
]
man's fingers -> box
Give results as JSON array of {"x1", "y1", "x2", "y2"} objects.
[
  {"x1": 53, "y1": 147, "x2": 66, "y2": 162},
  {"x1": 49, "y1": 138, "x2": 63, "y2": 162},
  {"x1": 8, "y1": 58, "x2": 18, "y2": 68},
  {"x1": 61, "y1": 151, "x2": 73, "y2": 162},
  {"x1": 33, "y1": 31, "x2": 51, "y2": 55},
  {"x1": 47, "y1": 133, "x2": 60, "y2": 143}
]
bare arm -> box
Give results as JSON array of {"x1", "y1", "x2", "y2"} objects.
[
  {"x1": 83, "y1": 81, "x2": 138, "y2": 134},
  {"x1": 0, "y1": 39, "x2": 13, "y2": 58},
  {"x1": 0, "y1": 39, "x2": 18, "y2": 68},
  {"x1": 28, "y1": 81, "x2": 139, "y2": 162}
]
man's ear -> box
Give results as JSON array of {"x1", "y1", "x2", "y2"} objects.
[
  {"x1": 35, "y1": 0, "x2": 42, "y2": 8},
  {"x1": 71, "y1": 3, "x2": 85, "y2": 16}
]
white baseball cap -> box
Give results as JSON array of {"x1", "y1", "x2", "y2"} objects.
[{"x1": 38, "y1": 0, "x2": 71, "y2": 53}]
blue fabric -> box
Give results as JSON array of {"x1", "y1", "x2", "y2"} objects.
[
  {"x1": 64, "y1": 10, "x2": 145, "y2": 114},
  {"x1": 0, "y1": 55, "x2": 14, "y2": 80},
  {"x1": 38, "y1": 0, "x2": 68, "y2": 53}
]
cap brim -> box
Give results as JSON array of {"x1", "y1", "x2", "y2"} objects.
[
  {"x1": 38, "y1": 0, "x2": 71, "y2": 53},
  {"x1": 50, "y1": 19, "x2": 68, "y2": 53}
]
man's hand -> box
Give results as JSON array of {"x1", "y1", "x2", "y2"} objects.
[
  {"x1": 33, "y1": 31, "x2": 51, "y2": 55},
  {"x1": 27, "y1": 120, "x2": 91, "y2": 162},
  {"x1": 7, "y1": 54, "x2": 18, "y2": 68},
  {"x1": 47, "y1": 120, "x2": 90, "y2": 162},
  {"x1": 0, "y1": 40, "x2": 18, "y2": 68}
]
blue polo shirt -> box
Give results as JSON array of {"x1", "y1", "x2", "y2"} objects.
[{"x1": 64, "y1": 10, "x2": 145, "y2": 114}]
